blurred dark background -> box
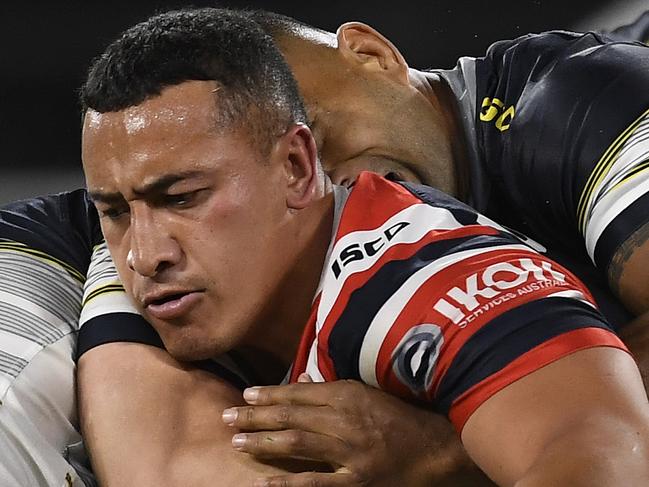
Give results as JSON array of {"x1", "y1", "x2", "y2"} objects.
[{"x1": 1, "y1": 0, "x2": 646, "y2": 203}]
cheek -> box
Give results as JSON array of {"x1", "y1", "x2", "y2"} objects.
[
  {"x1": 189, "y1": 199, "x2": 266, "y2": 272},
  {"x1": 188, "y1": 172, "x2": 287, "y2": 269}
]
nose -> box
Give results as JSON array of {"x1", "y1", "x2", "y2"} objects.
[{"x1": 128, "y1": 205, "x2": 181, "y2": 278}]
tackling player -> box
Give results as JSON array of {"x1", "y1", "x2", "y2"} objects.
[{"x1": 246, "y1": 9, "x2": 649, "y2": 327}]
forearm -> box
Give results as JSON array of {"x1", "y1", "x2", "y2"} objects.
[{"x1": 78, "y1": 343, "x2": 287, "y2": 486}]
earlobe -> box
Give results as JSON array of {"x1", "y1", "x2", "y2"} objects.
[
  {"x1": 280, "y1": 124, "x2": 320, "y2": 210},
  {"x1": 336, "y1": 22, "x2": 409, "y2": 84}
]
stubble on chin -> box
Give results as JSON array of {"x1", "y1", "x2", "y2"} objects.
[{"x1": 160, "y1": 325, "x2": 231, "y2": 362}]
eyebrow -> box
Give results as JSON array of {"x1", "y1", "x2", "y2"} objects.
[{"x1": 89, "y1": 170, "x2": 206, "y2": 203}]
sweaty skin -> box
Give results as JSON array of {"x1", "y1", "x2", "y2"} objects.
[{"x1": 80, "y1": 80, "x2": 335, "y2": 485}]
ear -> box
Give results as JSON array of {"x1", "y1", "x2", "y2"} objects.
[
  {"x1": 336, "y1": 22, "x2": 409, "y2": 84},
  {"x1": 276, "y1": 124, "x2": 320, "y2": 210}
]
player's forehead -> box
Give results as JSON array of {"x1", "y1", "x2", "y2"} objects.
[
  {"x1": 83, "y1": 81, "x2": 221, "y2": 137},
  {"x1": 81, "y1": 81, "x2": 257, "y2": 198}
]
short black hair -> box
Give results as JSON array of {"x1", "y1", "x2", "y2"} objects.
[{"x1": 80, "y1": 7, "x2": 308, "y2": 152}]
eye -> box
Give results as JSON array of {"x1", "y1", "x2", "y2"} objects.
[
  {"x1": 165, "y1": 193, "x2": 193, "y2": 206},
  {"x1": 385, "y1": 168, "x2": 423, "y2": 184},
  {"x1": 99, "y1": 206, "x2": 129, "y2": 220},
  {"x1": 385, "y1": 171, "x2": 403, "y2": 182},
  {"x1": 162, "y1": 189, "x2": 207, "y2": 208}
]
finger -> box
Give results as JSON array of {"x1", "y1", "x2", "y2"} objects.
[
  {"x1": 255, "y1": 472, "x2": 357, "y2": 487},
  {"x1": 232, "y1": 430, "x2": 349, "y2": 464},
  {"x1": 297, "y1": 373, "x2": 313, "y2": 383},
  {"x1": 222, "y1": 404, "x2": 342, "y2": 434},
  {"x1": 243, "y1": 380, "x2": 362, "y2": 406}
]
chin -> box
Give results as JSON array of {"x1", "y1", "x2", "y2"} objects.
[{"x1": 163, "y1": 333, "x2": 224, "y2": 362}]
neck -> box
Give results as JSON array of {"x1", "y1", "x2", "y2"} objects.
[
  {"x1": 410, "y1": 68, "x2": 471, "y2": 200},
  {"x1": 240, "y1": 182, "x2": 335, "y2": 383}
]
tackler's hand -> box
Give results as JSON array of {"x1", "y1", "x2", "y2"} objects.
[{"x1": 222, "y1": 375, "x2": 484, "y2": 486}]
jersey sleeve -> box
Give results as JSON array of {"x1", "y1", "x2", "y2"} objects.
[
  {"x1": 315, "y1": 177, "x2": 626, "y2": 433},
  {"x1": 0, "y1": 192, "x2": 97, "y2": 487},
  {"x1": 0, "y1": 191, "x2": 98, "y2": 400},
  {"x1": 475, "y1": 31, "x2": 649, "y2": 276},
  {"x1": 0, "y1": 189, "x2": 100, "y2": 273},
  {"x1": 77, "y1": 241, "x2": 164, "y2": 357}
]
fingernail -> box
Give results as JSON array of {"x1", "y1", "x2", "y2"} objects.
[
  {"x1": 254, "y1": 479, "x2": 269, "y2": 487},
  {"x1": 222, "y1": 408, "x2": 238, "y2": 424},
  {"x1": 232, "y1": 434, "x2": 247, "y2": 449},
  {"x1": 243, "y1": 387, "x2": 260, "y2": 403}
]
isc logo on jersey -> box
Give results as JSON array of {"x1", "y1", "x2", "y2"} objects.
[
  {"x1": 433, "y1": 257, "x2": 566, "y2": 327},
  {"x1": 330, "y1": 221, "x2": 410, "y2": 279}
]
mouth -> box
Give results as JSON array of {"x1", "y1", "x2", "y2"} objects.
[{"x1": 143, "y1": 290, "x2": 203, "y2": 321}]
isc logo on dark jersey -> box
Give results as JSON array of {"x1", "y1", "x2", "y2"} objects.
[
  {"x1": 331, "y1": 222, "x2": 410, "y2": 279},
  {"x1": 392, "y1": 324, "x2": 443, "y2": 395}
]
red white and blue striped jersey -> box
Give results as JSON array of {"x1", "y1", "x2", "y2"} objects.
[{"x1": 289, "y1": 172, "x2": 626, "y2": 432}]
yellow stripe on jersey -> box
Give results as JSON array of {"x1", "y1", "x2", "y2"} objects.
[
  {"x1": 0, "y1": 242, "x2": 85, "y2": 283},
  {"x1": 82, "y1": 283, "x2": 127, "y2": 306},
  {"x1": 610, "y1": 160, "x2": 649, "y2": 193},
  {"x1": 577, "y1": 106, "x2": 649, "y2": 234}
]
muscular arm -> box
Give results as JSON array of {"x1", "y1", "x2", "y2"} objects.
[
  {"x1": 79, "y1": 341, "x2": 493, "y2": 486},
  {"x1": 220, "y1": 348, "x2": 649, "y2": 486},
  {"x1": 78, "y1": 342, "x2": 290, "y2": 486},
  {"x1": 462, "y1": 347, "x2": 649, "y2": 486}
]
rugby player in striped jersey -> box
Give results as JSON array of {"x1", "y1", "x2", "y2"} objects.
[
  {"x1": 6, "y1": 7, "x2": 649, "y2": 487},
  {"x1": 78, "y1": 9, "x2": 649, "y2": 486}
]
